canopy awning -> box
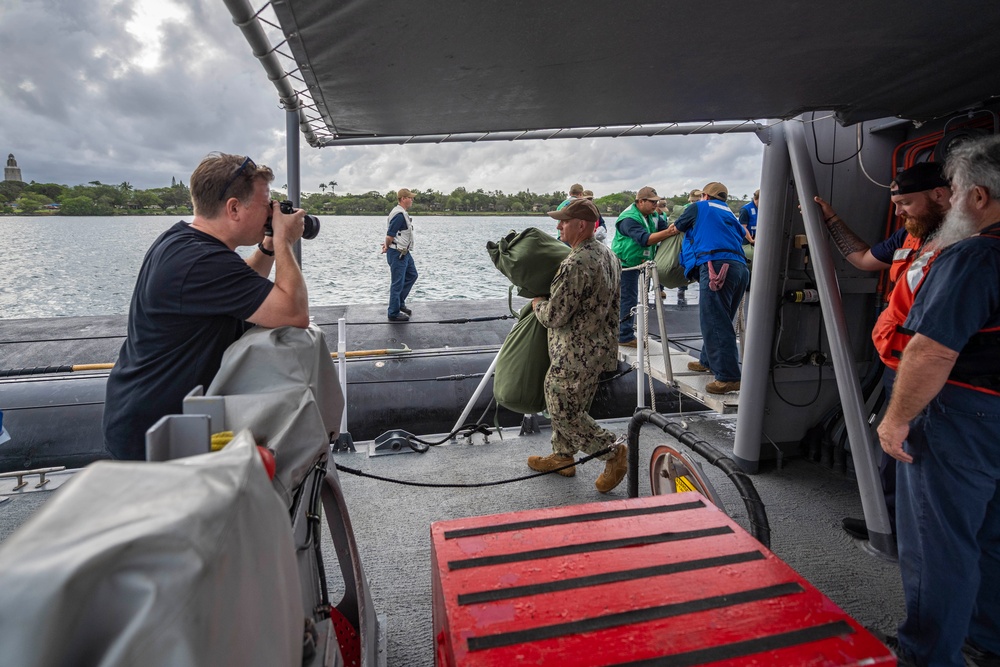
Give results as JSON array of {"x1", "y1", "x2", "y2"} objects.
[{"x1": 224, "y1": 0, "x2": 1000, "y2": 147}]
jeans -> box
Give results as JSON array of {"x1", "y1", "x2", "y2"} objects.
[
  {"x1": 619, "y1": 268, "x2": 639, "y2": 343},
  {"x1": 386, "y1": 248, "x2": 417, "y2": 317},
  {"x1": 896, "y1": 384, "x2": 1000, "y2": 666},
  {"x1": 697, "y1": 260, "x2": 749, "y2": 382}
]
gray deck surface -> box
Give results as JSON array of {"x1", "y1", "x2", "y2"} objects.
[
  {"x1": 0, "y1": 414, "x2": 903, "y2": 666},
  {"x1": 1, "y1": 413, "x2": 903, "y2": 667}
]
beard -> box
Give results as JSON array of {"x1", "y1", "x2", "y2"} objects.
[
  {"x1": 902, "y1": 198, "x2": 946, "y2": 239},
  {"x1": 932, "y1": 194, "x2": 978, "y2": 249}
]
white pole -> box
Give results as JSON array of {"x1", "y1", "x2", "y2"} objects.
[
  {"x1": 338, "y1": 317, "x2": 348, "y2": 437},
  {"x1": 636, "y1": 267, "x2": 647, "y2": 409},
  {"x1": 452, "y1": 349, "x2": 501, "y2": 434}
]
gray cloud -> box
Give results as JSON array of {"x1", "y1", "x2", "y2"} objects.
[{"x1": 0, "y1": 0, "x2": 764, "y2": 198}]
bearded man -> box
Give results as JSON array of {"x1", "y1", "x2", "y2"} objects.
[
  {"x1": 876, "y1": 135, "x2": 1000, "y2": 667},
  {"x1": 813, "y1": 162, "x2": 951, "y2": 542}
]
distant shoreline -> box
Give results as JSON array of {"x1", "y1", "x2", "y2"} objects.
[{"x1": 3, "y1": 210, "x2": 557, "y2": 218}]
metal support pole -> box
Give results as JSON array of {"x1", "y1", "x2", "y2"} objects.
[
  {"x1": 286, "y1": 108, "x2": 303, "y2": 266},
  {"x1": 786, "y1": 119, "x2": 896, "y2": 559},
  {"x1": 651, "y1": 265, "x2": 673, "y2": 385},
  {"x1": 635, "y1": 267, "x2": 647, "y2": 409},
  {"x1": 733, "y1": 121, "x2": 789, "y2": 472}
]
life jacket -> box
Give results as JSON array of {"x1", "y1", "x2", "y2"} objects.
[
  {"x1": 871, "y1": 243, "x2": 938, "y2": 370},
  {"x1": 611, "y1": 203, "x2": 659, "y2": 267},
  {"x1": 887, "y1": 232, "x2": 922, "y2": 287},
  {"x1": 679, "y1": 200, "x2": 747, "y2": 277},
  {"x1": 387, "y1": 205, "x2": 414, "y2": 252}
]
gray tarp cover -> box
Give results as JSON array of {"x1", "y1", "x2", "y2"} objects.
[
  {"x1": 263, "y1": 0, "x2": 1000, "y2": 138},
  {"x1": 0, "y1": 433, "x2": 304, "y2": 666},
  {"x1": 207, "y1": 324, "x2": 344, "y2": 504}
]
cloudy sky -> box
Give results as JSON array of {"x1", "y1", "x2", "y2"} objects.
[{"x1": 0, "y1": 0, "x2": 765, "y2": 200}]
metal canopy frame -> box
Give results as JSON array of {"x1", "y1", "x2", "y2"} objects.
[{"x1": 224, "y1": 0, "x2": 1000, "y2": 148}]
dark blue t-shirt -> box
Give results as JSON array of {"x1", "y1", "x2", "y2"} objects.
[
  {"x1": 616, "y1": 212, "x2": 668, "y2": 246},
  {"x1": 905, "y1": 225, "x2": 1000, "y2": 353},
  {"x1": 870, "y1": 227, "x2": 909, "y2": 265},
  {"x1": 103, "y1": 222, "x2": 273, "y2": 460}
]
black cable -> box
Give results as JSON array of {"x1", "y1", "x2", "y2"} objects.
[
  {"x1": 346, "y1": 373, "x2": 485, "y2": 385},
  {"x1": 408, "y1": 423, "x2": 493, "y2": 447},
  {"x1": 334, "y1": 445, "x2": 613, "y2": 488},
  {"x1": 0, "y1": 334, "x2": 125, "y2": 345},
  {"x1": 811, "y1": 111, "x2": 863, "y2": 165},
  {"x1": 314, "y1": 315, "x2": 516, "y2": 327}
]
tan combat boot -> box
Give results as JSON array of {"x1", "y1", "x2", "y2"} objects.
[
  {"x1": 527, "y1": 452, "x2": 576, "y2": 477},
  {"x1": 706, "y1": 380, "x2": 740, "y2": 395},
  {"x1": 595, "y1": 439, "x2": 628, "y2": 493}
]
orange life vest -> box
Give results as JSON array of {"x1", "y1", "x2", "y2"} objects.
[
  {"x1": 871, "y1": 240, "x2": 938, "y2": 370},
  {"x1": 887, "y1": 232, "x2": 923, "y2": 286}
]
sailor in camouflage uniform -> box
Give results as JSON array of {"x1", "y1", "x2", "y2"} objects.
[{"x1": 528, "y1": 198, "x2": 629, "y2": 493}]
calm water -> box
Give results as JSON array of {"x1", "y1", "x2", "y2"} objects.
[{"x1": 0, "y1": 215, "x2": 573, "y2": 319}]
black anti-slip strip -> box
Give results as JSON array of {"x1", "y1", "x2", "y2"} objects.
[
  {"x1": 458, "y1": 550, "x2": 765, "y2": 605},
  {"x1": 609, "y1": 620, "x2": 856, "y2": 667},
  {"x1": 448, "y1": 526, "x2": 733, "y2": 571},
  {"x1": 467, "y1": 582, "x2": 806, "y2": 652},
  {"x1": 443, "y1": 500, "x2": 706, "y2": 540}
]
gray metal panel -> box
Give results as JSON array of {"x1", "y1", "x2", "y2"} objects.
[{"x1": 243, "y1": 0, "x2": 1000, "y2": 143}]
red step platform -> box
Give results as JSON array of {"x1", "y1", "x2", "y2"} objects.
[{"x1": 431, "y1": 493, "x2": 894, "y2": 666}]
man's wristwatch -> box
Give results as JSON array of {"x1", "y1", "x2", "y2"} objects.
[{"x1": 258, "y1": 242, "x2": 275, "y2": 256}]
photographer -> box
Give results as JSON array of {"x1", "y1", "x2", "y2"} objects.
[{"x1": 102, "y1": 152, "x2": 311, "y2": 461}]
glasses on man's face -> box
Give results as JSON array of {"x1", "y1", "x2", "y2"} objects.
[
  {"x1": 218, "y1": 156, "x2": 256, "y2": 201},
  {"x1": 642, "y1": 198, "x2": 658, "y2": 204}
]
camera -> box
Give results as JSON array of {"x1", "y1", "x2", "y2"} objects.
[{"x1": 265, "y1": 200, "x2": 321, "y2": 240}]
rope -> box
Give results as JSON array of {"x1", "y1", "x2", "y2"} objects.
[{"x1": 334, "y1": 445, "x2": 614, "y2": 488}]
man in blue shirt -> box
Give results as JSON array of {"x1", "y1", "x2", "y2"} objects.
[
  {"x1": 674, "y1": 182, "x2": 749, "y2": 394},
  {"x1": 812, "y1": 162, "x2": 952, "y2": 542},
  {"x1": 739, "y1": 189, "x2": 759, "y2": 243},
  {"x1": 382, "y1": 188, "x2": 419, "y2": 321},
  {"x1": 877, "y1": 136, "x2": 1000, "y2": 667}
]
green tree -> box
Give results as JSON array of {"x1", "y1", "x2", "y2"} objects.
[
  {"x1": 25, "y1": 182, "x2": 66, "y2": 200},
  {"x1": 0, "y1": 180, "x2": 26, "y2": 203},
  {"x1": 60, "y1": 195, "x2": 99, "y2": 215},
  {"x1": 133, "y1": 190, "x2": 162, "y2": 210},
  {"x1": 15, "y1": 193, "x2": 51, "y2": 213}
]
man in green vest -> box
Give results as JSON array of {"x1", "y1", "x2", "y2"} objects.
[{"x1": 611, "y1": 186, "x2": 678, "y2": 346}]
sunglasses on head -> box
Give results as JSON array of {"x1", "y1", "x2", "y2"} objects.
[{"x1": 218, "y1": 156, "x2": 256, "y2": 201}]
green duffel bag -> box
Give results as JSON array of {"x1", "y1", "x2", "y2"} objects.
[
  {"x1": 493, "y1": 303, "x2": 549, "y2": 415},
  {"x1": 743, "y1": 243, "x2": 754, "y2": 267},
  {"x1": 654, "y1": 233, "x2": 694, "y2": 289},
  {"x1": 487, "y1": 228, "x2": 570, "y2": 298}
]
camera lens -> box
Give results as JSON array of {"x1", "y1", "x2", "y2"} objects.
[{"x1": 302, "y1": 215, "x2": 320, "y2": 240}]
